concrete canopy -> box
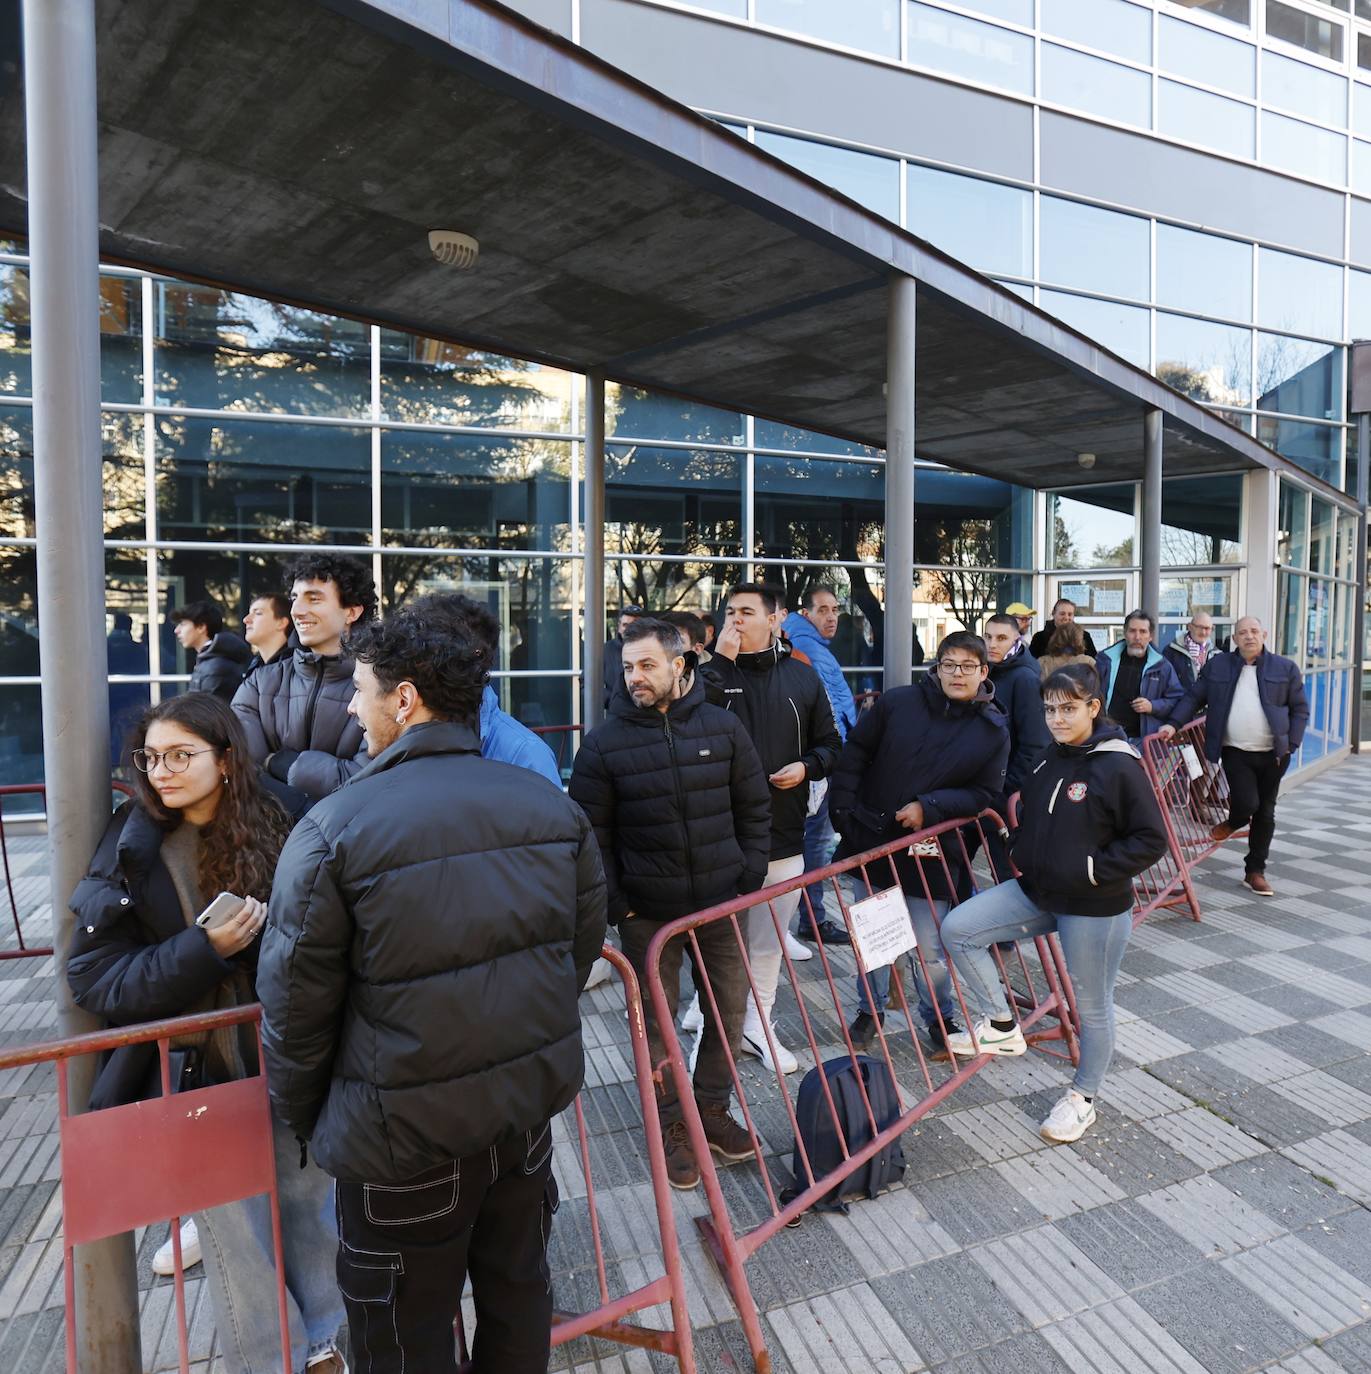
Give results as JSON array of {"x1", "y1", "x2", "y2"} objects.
[{"x1": 0, "y1": 0, "x2": 1308, "y2": 490}]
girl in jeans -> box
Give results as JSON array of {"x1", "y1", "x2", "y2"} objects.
[
  {"x1": 68, "y1": 694, "x2": 346, "y2": 1372},
  {"x1": 940, "y1": 666, "x2": 1168, "y2": 1143}
]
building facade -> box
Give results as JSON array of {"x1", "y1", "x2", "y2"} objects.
[{"x1": 1, "y1": 0, "x2": 1367, "y2": 795}]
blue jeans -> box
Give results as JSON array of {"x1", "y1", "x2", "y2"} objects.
[
  {"x1": 801, "y1": 794, "x2": 837, "y2": 925},
  {"x1": 849, "y1": 879, "x2": 953, "y2": 1028},
  {"x1": 197, "y1": 1111, "x2": 344, "y2": 1373},
  {"x1": 939, "y1": 879, "x2": 1132, "y2": 1098}
]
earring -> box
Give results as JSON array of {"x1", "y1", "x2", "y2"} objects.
[
  {"x1": 395, "y1": 713, "x2": 405, "y2": 724},
  {"x1": 221, "y1": 775, "x2": 229, "y2": 785}
]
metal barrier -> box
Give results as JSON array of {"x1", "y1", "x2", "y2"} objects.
[
  {"x1": 642, "y1": 811, "x2": 1079, "y2": 1373},
  {"x1": 530, "y1": 722, "x2": 584, "y2": 777},
  {"x1": 1141, "y1": 718, "x2": 1236, "y2": 885}
]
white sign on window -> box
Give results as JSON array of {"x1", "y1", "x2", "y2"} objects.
[
  {"x1": 1160, "y1": 585, "x2": 1190, "y2": 616},
  {"x1": 1192, "y1": 580, "x2": 1225, "y2": 607},
  {"x1": 1092, "y1": 589, "x2": 1125, "y2": 615},
  {"x1": 1059, "y1": 583, "x2": 1092, "y2": 607},
  {"x1": 846, "y1": 886, "x2": 916, "y2": 972}
]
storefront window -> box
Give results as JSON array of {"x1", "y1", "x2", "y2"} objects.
[{"x1": 1049, "y1": 485, "x2": 1137, "y2": 569}]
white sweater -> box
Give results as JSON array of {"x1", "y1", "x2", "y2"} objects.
[{"x1": 1224, "y1": 662, "x2": 1275, "y2": 752}]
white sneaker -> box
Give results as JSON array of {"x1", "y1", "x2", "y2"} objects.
[
  {"x1": 784, "y1": 929, "x2": 813, "y2": 962},
  {"x1": 680, "y1": 994, "x2": 704, "y2": 1034},
  {"x1": 582, "y1": 956, "x2": 615, "y2": 989},
  {"x1": 944, "y1": 1018, "x2": 1027, "y2": 1058},
  {"x1": 1039, "y1": 1089, "x2": 1097, "y2": 1144},
  {"x1": 741, "y1": 1011, "x2": 799, "y2": 1074},
  {"x1": 152, "y1": 1217, "x2": 201, "y2": 1276}
]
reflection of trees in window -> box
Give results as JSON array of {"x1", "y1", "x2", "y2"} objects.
[
  {"x1": 918, "y1": 519, "x2": 1001, "y2": 636},
  {"x1": 1156, "y1": 334, "x2": 1250, "y2": 407}
]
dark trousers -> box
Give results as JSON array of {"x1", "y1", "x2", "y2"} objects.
[
  {"x1": 335, "y1": 1126, "x2": 557, "y2": 1374},
  {"x1": 619, "y1": 913, "x2": 745, "y2": 1125},
  {"x1": 1221, "y1": 746, "x2": 1289, "y2": 875}
]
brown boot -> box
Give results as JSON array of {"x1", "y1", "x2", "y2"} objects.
[
  {"x1": 662, "y1": 1120, "x2": 700, "y2": 1190},
  {"x1": 1210, "y1": 822, "x2": 1236, "y2": 842},
  {"x1": 698, "y1": 1102, "x2": 754, "y2": 1162},
  {"x1": 1243, "y1": 872, "x2": 1275, "y2": 897}
]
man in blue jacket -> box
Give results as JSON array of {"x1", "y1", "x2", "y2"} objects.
[
  {"x1": 782, "y1": 585, "x2": 859, "y2": 945},
  {"x1": 1095, "y1": 610, "x2": 1184, "y2": 745},
  {"x1": 1159, "y1": 616, "x2": 1308, "y2": 897}
]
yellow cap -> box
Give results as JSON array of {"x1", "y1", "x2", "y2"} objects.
[{"x1": 1005, "y1": 602, "x2": 1034, "y2": 616}]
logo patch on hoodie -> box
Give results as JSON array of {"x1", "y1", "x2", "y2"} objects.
[{"x1": 1067, "y1": 782, "x2": 1088, "y2": 803}]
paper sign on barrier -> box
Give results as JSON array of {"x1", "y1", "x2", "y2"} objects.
[{"x1": 847, "y1": 886, "x2": 916, "y2": 971}]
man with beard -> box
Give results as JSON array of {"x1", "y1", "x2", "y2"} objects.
[{"x1": 1095, "y1": 610, "x2": 1184, "y2": 746}]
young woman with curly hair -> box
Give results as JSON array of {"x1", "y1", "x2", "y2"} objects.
[{"x1": 68, "y1": 693, "x2": 346, "y2": 1374}]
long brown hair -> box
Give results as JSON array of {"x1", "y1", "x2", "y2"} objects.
[{"x1": 127, "y1": 694, "x2": 291, "y2": 902}]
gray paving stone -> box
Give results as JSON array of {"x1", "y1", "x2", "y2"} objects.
[
  {"x1": 1212, "y1": 1153, "x2": 1360, "y2": 1226},
  {"x1": 1293, "y1": 1207, "x2": 1371, "y2": 1287},
  {"x1": 1140, "y1": 1107, "x2": 1268, "y2": 1169},
  {"x1": 1037, "y1": 1295, "x2": 1211, "y2": 1374},
  {"x1": 1144, "y1": 1050, "x2": 1252, "y2": 1104},
  {"x1": 1136, "y1": 1175, "x2": 1286, "y2": 1257},
  {"x1": 1110, "y1": 1019, "x2": 1196, "y2": 1065},
  {"x1": 1158, "y1": 1006, "x2": 1260, "y2": 1050},
  {"x1": 765, "y1": 1282, "x2": 927, "y2": 1373},
  {"x1": 1068, "y1": 1114, "x2": 1203, "y2": 1195},
  {"x1": 914, "y1": 1167, "x2": 1040, "y2": 1246},
  {"x1": 1055, "y1": 1199, "x2": 1211, "y2": 1291},
  {"x1": 1280, "y1": 1130, "x2": 1371, "y2": 1206},
  {"x1": 992, "y1": 1148, "x2": 1127, "y2": 1220},
  {"x1": 967, "y1": 1223, "x2": 1125, "y2": 1325},
  {"x1": 822, "y1": 1184, "x2": 961, "y2": 1278},
  {"x1": 1221, "y1": 1233, "x2": 1371, "y2": 1339},
  {"x1": 1103, "y1": 1067, "x2": 1194, "y2": 1122},
  {"x1": 1219, "y1": 1085, "x2": 1332, "y2": 1148},
  {"x1": 1258, "y1": 1348, "x2": 1355, "y2": 1374},
  {"x1": 927, "y1": 1330, "x2": 1075, "y2": 1374},
  {"x1": 1321, "y1": 1321, "x2": 1371, "y2": 1371},
  {"x1": 1255, "y1": 1022, "x2": 1371, "y2": 1071}
]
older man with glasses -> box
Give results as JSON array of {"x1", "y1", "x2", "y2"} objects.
[{"x1": 1162, "y1": 610, "x2": 1220, "y2": 692}]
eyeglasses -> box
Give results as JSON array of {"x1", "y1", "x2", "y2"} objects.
[
  {"x1": 937, "y1": 659, "x2": 982, "y2": 676},
  {"x1": 131, "y1": 747, "x2": 218, "y2": 774}
]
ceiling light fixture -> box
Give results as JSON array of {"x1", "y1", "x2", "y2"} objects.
[
  {"x1": 428, "y1": 230, "x2": 480, "y2": 270},
  {"x1": 1077, "y1": 452, "x2": 1096, "y2": 470}
]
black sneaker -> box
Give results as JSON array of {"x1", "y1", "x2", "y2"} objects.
[
  {"x1": 797, "y1": 918, "x2": 852, "y2": 946},
  {"x1": 923, "y1": 1019, "x2": 964, "y2": 1060},
  {"x1": 848, "y1": 1011, "x2": 885, "y2": 1051}
]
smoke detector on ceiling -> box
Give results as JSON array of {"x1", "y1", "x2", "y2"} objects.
[
  {"x1": 1077, "y1": 451, "x2": 1097, "y2": 470},
  {"x1": 428, "y1": 230, "x2": 480, "y2": 270}
]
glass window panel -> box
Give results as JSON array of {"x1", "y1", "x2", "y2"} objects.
[
  {"x1": 1160, "y1": 474, "x2": 1245, "y2": 565},
  {"x1": 380, "y1": 433, "x2": 570, "y2": 551},
  {"x1": 1049, "y1": 486, "x2": 1137, "y2": 569},
  {"x1": 1260, "y1": 111, "x2": 1346, "y2": 184},
  {"x1": 1042, "y1": 0, "x2": 1152, "y2": 62},
  {"x1": 906, "y1": 3, "x2": 1035, "y2": 95},
  {"x1": 0, "y1": 685, "x2": 45, "y2": 797},
  {"x1": 1362, "y1": 31, "x2": 1371, "y2": 71},
  {"x1": 1159, "y1": 16, "x2": 1256, "y2": 94},
  {"x1": 957, "y1": 0, "x2": 1033, "y2": 22},
  {"x1": 1309, "y1": 496, "x2": 1336, "y2": 574},
  {"x1": 1335, "y1": 508, "x2": 1358, "y2": 578},
  {"x1": 1276, "y1": 568, "x2": 1303, "y2": 656},
  {"x1": 607, "y1": 385, "x2": 745, "y2": 445},
  {"x1": 1306, "y1": 580, "x2": 1332, "y2": 664},
  {"x1": 1213, "y1": 407, "x2": 1255, "y2": 433},
  {"x1": 154, "y1": 284, "x2": 370, "y2": 417},
  {"x1": 905, "y1": 165, "x2": 1033, "y2": 276},
  {"x1": 1156, "y1": 577, "x2": 1234, "y2": 639},
  {"x1": 755, "y1": 0, "x2": 899, "y2": 56},
  {"x1": 1259, "y1": 415, "x2": 1342, "y2": 485},
  {"x1": 1041, "y1": 43, "x2": 1152, "y2": 127},
  {"x1": 1265, "y1": 0, "x2": 1345, "y2": 60},
  {"x1": 1258, "y1": 248, "x2": 1343, "y2": 338},
  {"x1": 1156, "y1": 315, "x2": 1253, "y2": 406},
  {"x1": 1158, "y1": 80, "x2": 1256, "y2": 158},
  {"x1": 1171, "y1": 0, "x2": 1250, "y2": 22},
  {"x1": 1156, "y1": 225, "x2": 1253, "y2": 321},
  {"x1": 1360, "y1": 0, "x2": 1371, "y2": 18},
  {"x1": 1040, "y1": 197, "x2": 1150, "y2": 299},
  {"x1": 1040, "y1": 290, "x2": 1152, "y2": 367},
  {"x1": 1353, "y1": 139, "x2": 1371, "y2": 196},
  {"x1": 1351, "y1": 269, "x2": 1371, "y2": 338},
  {"x1": 1354, "y1": 83, "x2": 1371, "y2": 136},
  {"x1": 379, "y1": 331, "x2": 572, "y2": 431},
  {"x1": 754, "y1": 454, "x2": 886, "y2": 566},
  {"x1": 1261, "y1": 50, "x2": 1348, "y2": 125},
  {"x1": 155, "y1": 415, "x2": 372, "y2": 544},
  {"x1": 604, "y1": 557, "x2": 748, "y2": 626},
  {"x1": 753, "y1": 131, "x2": 901, "y2": 222},
  {"x1": 1256, "y1": 333, "x2": 1343, "y2": 418},
  {"x1": 605, "y1": 443, "x2": 743, "y2": 557},
  {"x1": 682, "y1": 0, "x2": 746, "y2": 13},
  {"x1": 1278, "y1": 480, "x2": 1310, "y2": 567},
  {"x1": 753, "y1": 421, "x2": 880, "y2": 458}
]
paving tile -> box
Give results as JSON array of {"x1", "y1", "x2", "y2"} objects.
[
  {"x1": 1240, "y1": 954, "x2": 1371, "y2": 1010},
  {"x1": 1103, "y1": 1067, "x2": 1194, "y2": 1122},
  {"x1": 1255, "y1": 1022, "x2": 1371, "y2": 1071},
  {"x1": 1221, "y1": 1233, "x2": 1371, "y2": 1339},
  {"x1": 1136, "y1": 1175, "x2": 1285, "y2": 1257},
  {"x1": 1280, "y1": 1130, "x2": 1371, "y2": 1206},
  {"x1": 1212, "y1": 1152, "x2": 1360, "y2": 1226},
  {"x1": 822, "y1": 1184, "x2": 961, "y2": 1278},
  {"x1": 1206, "y1": 1040, "x2": 1312, "y2": 1086},
  {"x1": 1268, "y1": 1071, "x2": 1371, "y2": 1128},
  {"x1": 913, "y1": 1167, "x2": 1040, "y2": 1247},
  {"x1": 1038, "y1": 1295, "x2": 1211, "y2": 1372},
  {"x1": 967, "y1": 1223, "x2": 1125, "y2": 1325},
  {"x1": 764, "y1": 1281, "x2": 926, "y2": 1373},
  {"x1": 1110, "y1": 1020, "x2": 1196, "y2": 1065},
  {"x1": 1140, "y1": 1107, "x2": 1268, "y2": 1169},
  {"x1": 1293, "y1": 1206, "x2": 1371, "y2": 1287},
  {"x1": 940, "y1": 1102, "x2": 1049, "y2": 1164},
  {"x1": 1068, "y1": 1112, "x2": 1203, "y2": 1194},
  {"x1": 992, "y1": 1148, "x2": 1127, "y2": 1220},
  {"x1": 1258, "y1": 1348, "x2": 1355, "y2": 1374},
  {"x1": 1321, "y1": 1321, "x2": 1371, "y2": 1371},
  {"x1": 1054, "y1": 1199, "x2": 1211, "y2": 1291},
  {"x1": 927, "y1": 1329, "x2": 1075, "y2": 1373},
  {"x1": 1308, "y1": 1010, "x2": 1371, "y2": 1051},
  {"x1": 1219, "y1": 1085, "x2": 1331, "y2": 1148}
]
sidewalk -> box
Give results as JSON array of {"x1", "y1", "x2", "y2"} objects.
[{"x1": 1, "y1": 757, "x2": 1369, "y2": 1371}]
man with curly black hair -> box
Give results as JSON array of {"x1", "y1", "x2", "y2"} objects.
[
  {"x1": 231, "y1": 553, "x2": 376, "y2": 803},
  {"x1": 259, "y1": 609, "x2": 607, "y2": 1374}
]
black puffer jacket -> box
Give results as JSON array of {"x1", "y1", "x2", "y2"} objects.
[
  {"x1": 257, "y1": 721, "x2": 608, "y2": 1183},
  {"x1": 988, "y1": 646, "x2": 1051, "y2": 796},
  {"x1": 568, "y1": 675, "x2": 771, "y2": 923},
  {"x1": 232, "y1": 646, "x2": 366, "y2": 801},
  {"x1": 700, "y1": 640, "x2": 841, "y2": 860},
  {"x1": 188, "y1": 632, "x2": 252, "y2": 702}
]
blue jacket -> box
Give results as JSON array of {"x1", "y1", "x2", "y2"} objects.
[
  {"x1": 480, "y1": 686, "x2": 562, "y2": 786},
  {"x1": 1169, "y1": 649, "x2": 1309, "y2": 763},
  {"x1": 780, "y1": 611, "x2": 858, "y2": 740},
  {"x1": 1095, "y1": 643, "x2": 1184, "y2": 740},
  {"x1": 988, "y1": 645, "x2": 1051, "y2": 796}
]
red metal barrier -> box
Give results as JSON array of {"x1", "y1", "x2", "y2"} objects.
[
  {"x1": 1142, "y1": 718, "x2": 1236, "y2": 880},
  {"x1": 642, "y1": 811, "x2": 1078, "y2": 1372},
  {"x1": 530, "y1": 722, "x2": 584, "y2": 774}
]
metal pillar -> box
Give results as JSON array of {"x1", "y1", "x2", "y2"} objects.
[
  {"x1": 884, "y1": 273, "x2": 916, "y2": 687},
  {"x1": 583, "y1": 368, "x2": 607, "y2": 729},
  {"x1": 23, "y1": 1, "x2": 142, "y2": 1368},
  {"x1": 1353, "y1": 413, "x2": 1369, "y2": 750},
  {"x1": 1140, "y1": 408, "x2": 1163, "y2": 617}
]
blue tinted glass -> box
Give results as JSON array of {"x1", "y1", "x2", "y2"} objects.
[
  {"x1": 1041, "y1": 0, "x2": 1151, "y2": 62},
  {"x1": 1355, "y1": 83, "x2": 1371, "y2": 138},
  {"x1": 1258, "y1": 248, "x2": 1343, "y2": 338},
  {"x1": 753, "y1": 131, "x2": 900, "y2": 223},
  {"x1": 906, "y1": 165, "x2": 1032, "y2": 276},
  {"x1": 756, "y1": 0, "x2": 899, "y2": 56},
  {"x1": 1257, "y1": 415, "x2": 1342, "y2": 485},
  {"x1": 684, "y1": 0, "x2": 746, "y2": 12},
  {"x1": 1158, "y1": 16, "x2": 1255, "y2": 96},
  {"x1": 1349, "y1": 269, "x2": 1371, "y2": 337},
  {"x1": 753, "y1": 421, "x2": 880, "y2": 458},
  {"x1": 1158, "y1": 81, "x2": 1255, "y2": 159},
  {"x1": 1041, "y1": 43, "x2": 1152, "y2": 128},
  {"x1": 1156, "y1": 315, "x2": 1253, "y2": 406},
  {"x1": 1040, "y1": 197, "x2": 1150, "y2": 299},
  {"x1": 1156, "y1": 225, "x2": 1252, "y2": 321},
  {"x1": 1261, "y1": 51, "x2": 1348, "y2": 126},
  {"x1": 1256, "y1": 334, "x2": 1344, "y2": 419},
  {"x1": 1353, "y1": 139, "x2": 1371, "y2": 196},
  {"x1": 1040, "y1": 290, "x2": 1151, "y2": 366},
  {"x1": 1260, "y1": 112, "x2": 1346, "y2": 185},
  {"x1": 607, "y1": 385, "x2": 745, "y2": 444},
  {"x1": 957, "y1": 0, "x2": 1032, "y2": 22},
  {"x1": 907, "y1": 3, "x2": 1034, "y2": 95}
]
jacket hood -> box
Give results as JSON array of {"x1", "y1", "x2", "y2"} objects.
[
  {"x1": 607, "y1": 668, "x2": 707, "y2": 725},
  {"x1": 734, "y1": 638, "x2": 791, "y2": 673},
  {"x1": 779, "y1": 612, "x2": 829, "y2": 653},
  {"x1": 292, "y1": 644, "x2": 356, "y2": 682},
  {"x1": 1103, "y1": 641, "x2": 1164, "y2": 673},
  {"x1": 1052, "y1": 720, "x2": 1137, "y2": 759},
  {"x1": 350, "y1": 719, "x2": 482, "y2": 782},
  {"x1": 989, "y1": 645, "x2": 1036, "y2": 680},
  {"x1": 199, "y1": 631, "x2": 252, "y2": 665}
]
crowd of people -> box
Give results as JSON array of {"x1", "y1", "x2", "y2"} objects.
[{"x1": 65, "y1": 565, "x2": 1309, "y2": 1372}]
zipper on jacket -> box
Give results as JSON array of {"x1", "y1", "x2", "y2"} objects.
[
  {"x1": 301, "y1": 666, "x2": 325, "y2": 746},
  {"x1": 664, "y1": 716, "x2": 698, "y2": 907}
]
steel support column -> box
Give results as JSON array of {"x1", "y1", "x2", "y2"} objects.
[
  {"x1": 583, "y1": 368, "x2": 607, "y2": 729},
  {"x1": 1353, "y1": 413, "x2": 1369, "y2": 750},
  {"x1": 23, "y1": 0, "x2": 142, "y2": 1367},
  {"x1": 1141, "y1": 408, "x2": 1163, "y2": 618},
  {"x1": 884, "y1": 274, "x2": 916, "y2": 687}
]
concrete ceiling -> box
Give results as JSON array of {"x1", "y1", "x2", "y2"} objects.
[{"x1": 0, "y1": 0, "x2": 1307, "y2": 490}]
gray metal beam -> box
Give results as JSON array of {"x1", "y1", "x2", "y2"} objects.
[
  {"x1": 22, "y1": 0, "x2": 142, "y2": 1367},
  {"x1": 1141, "y1": 408, "x2": 1163, "y2": 619},
  {"x1": 884, "y1": 273, "x2": 916, "y2": 687},
  {"x1": 1353, "y1": 413, "x2": 1369, "y2": 750},
  {"x1": 584, "y1": 368, "x2": 607, "y2": 729}
]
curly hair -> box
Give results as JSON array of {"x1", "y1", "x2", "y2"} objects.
[
  {"x1": 408, "y1": 592, "x2": 499, "y2": 677},
  {"x1": 348, "y1": 612, "x2": 485, "y2": 726},
  {"x1": 283, "y1": 553, "x2": 377, "y2": 625},
  {"x1": 127, "y1": 695, "x2": 292, "y2": 903}
]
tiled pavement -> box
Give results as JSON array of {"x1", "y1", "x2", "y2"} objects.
[{"x1": 1, "y1": 758, "x2": 1370, "y2": 1371}]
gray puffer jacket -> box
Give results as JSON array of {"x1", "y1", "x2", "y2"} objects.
[
  {"x1": 257, "y1": 720, "x2": 608, "y2": 1183},
  {"x1": 231, "y1": 647, "x2": 365, "y2": 801}
]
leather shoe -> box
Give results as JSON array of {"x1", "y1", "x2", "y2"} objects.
[{"x1": 797, "y1": 918, "x2": 852, "y2": 946}]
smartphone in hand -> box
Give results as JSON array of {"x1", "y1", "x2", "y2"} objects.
[{"x1": 195, "y1": 891, "x2": 245, "y2": 930}]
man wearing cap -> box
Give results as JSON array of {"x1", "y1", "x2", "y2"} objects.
[
  {"x1": 1006, "y1": 602, "x2": 1035, "y2": 639},
  {"x1": 603, "y1": 605, "x2": 644, "y2": 707}
]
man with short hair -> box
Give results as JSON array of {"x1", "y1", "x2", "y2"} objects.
[
  {"x1": 569, "y1": 618, "x2": 770, "y2": 1189},
  {"x1": 232, "y1": 553, "x2": 376, "y2": 802},
  {"x1": 260, "y1": 610, "x2": 605, "y2": 1373},
  {"x1": 602, "y1": 605, "x2": 644, "y2": 707},
  {"x1": 781, "y1": 585, "x2": 859, "y2": 946},
  {"x1": 1095, "y1": 610, "x2": 1184, "y2": 745},
  {"x1": 1029, "y1": 599, "x2": 1098, "y2": 659},
  {"x1": 170, "y1": 599, "x2": 252, "y2": 702},
  {"x1": 1005, "y1": 602, "x2": 1035, "y2": 639},
  {"x1": 1162, "y1": 610, "x2": 1218, "y2": 691},
  {"x1": 1159, "y1": 616, "x2": 1308, "y2": 897},
  {"x1": 242, "y1": 593, "x2": 293, "y2": 677},
  {"x1": 983, "y1": 612, "x2": 1051, "y2": 811}
]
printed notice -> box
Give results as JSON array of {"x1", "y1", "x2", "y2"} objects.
[{"x1": 846, "y1": 886, "x2": 916, "y2": 972}]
